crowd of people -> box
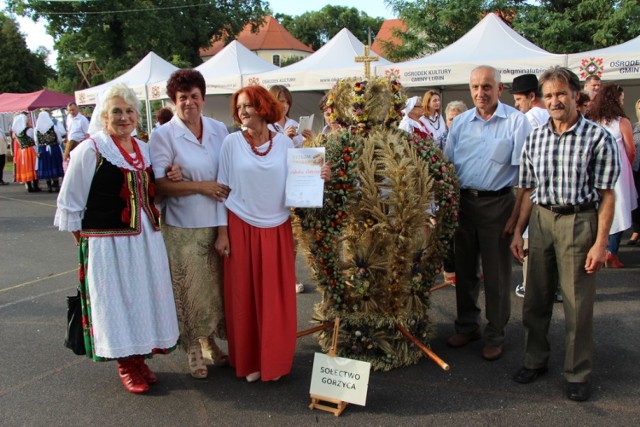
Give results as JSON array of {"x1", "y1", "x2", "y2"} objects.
[
  {"x1": 2, "y1": 62, "x2": 637, "y2": 404},
  {"x1": 397, "y1": 65, "x2": 636, "y2": 402}
]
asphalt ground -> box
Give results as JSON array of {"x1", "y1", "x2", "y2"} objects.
[{"x1": 1, "y1": 171, "x2": 639, "y2": 426}]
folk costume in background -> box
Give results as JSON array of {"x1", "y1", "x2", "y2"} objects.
[
  {"x1": 399, "y1": 96, "x2": 431, "y2": 140},
  {"x1": 35, "y1": 111, "x2": 64, "y2": 192},
  {"x1": 11, "y1": 114, "x2": 40, "y2": 192}
]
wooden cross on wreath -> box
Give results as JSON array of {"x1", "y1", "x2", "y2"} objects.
[{"x1": 355, "y1": 45, "x2": 379, "y2": 79}]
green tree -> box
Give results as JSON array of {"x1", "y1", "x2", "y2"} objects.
[
  {"x1": 385, "y1": 0, "x2": 640, "y2": 61},
  {"x1": 384, "y1": 0, "x2": 525, "y2": 61},
  {"x1": 513, "y1": 0, "x2": 640, "y2": 53},
  {"x1": 275, "y1": 6, "x2": 384, "y2": 51},
  {"x1": 0, "y1": 13, "x2": 55, "y2": 92},
  {"x1": 8, "y1": 0, "x2": 268, "y2": 89}
]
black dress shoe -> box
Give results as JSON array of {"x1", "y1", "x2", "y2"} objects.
[
  {"x1": 567, "y1": 381, "x2": 591, "y2": 401},
  {"x1": 513, "y1": 366, "x2": 548, "y2": 384}
]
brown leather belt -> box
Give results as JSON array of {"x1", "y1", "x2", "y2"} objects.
[
  {"x1": 461, "y1": 187, "x2": 512, "y2": 197},
  {"x1": 539, "y1": 202, "x2": 596, "y2": 215}
]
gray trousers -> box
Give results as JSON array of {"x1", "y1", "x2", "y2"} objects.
[
  {"x1": 523, "y1": 205, "x2": 597, "y2": 383},
  {"x1": 454, "y1": 191, "x2": 514, "y2": 345}
]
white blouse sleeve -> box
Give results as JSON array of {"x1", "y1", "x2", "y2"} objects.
[
  {"x1": 217, "y1": 135, "x2": 233, "y2": 226},
  {"x1": 149, "y1": 126, "x2": 173, "y2": 179},
  {"x1": 54, "y1": 140, "x2": 97, "y2": 231}
]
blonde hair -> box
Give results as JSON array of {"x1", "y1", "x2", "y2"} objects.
[{"x1": 635, "y1": 98, "x2": 640, "y2": 122}]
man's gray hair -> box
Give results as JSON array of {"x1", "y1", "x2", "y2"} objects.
[
  {"x1": 539, "y1": 66, "x2": 581, "y2": 93},
  {"x1": 471, "y1": 65, "x2": 501, "y2": 84}
]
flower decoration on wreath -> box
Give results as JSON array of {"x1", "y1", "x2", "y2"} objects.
[{"x1": 295, "y1": 76, "x2": 459, "y2": 371}]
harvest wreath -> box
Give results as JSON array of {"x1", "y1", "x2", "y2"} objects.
[{"x1": 295, "y1": 77, "x2": 459, "y2": 371}]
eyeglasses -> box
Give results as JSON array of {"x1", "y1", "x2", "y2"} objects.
[{"x1": 110, "y1": 108, "x2": 137, "y2": 118}]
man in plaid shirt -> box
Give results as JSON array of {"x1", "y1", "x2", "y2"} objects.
[{"x1": 510, "y1": 67, "x2": 620, "y2": 402}]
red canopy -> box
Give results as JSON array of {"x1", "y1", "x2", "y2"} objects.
[{"x1": 0, "y1": 89, "x2": 76, "y2": 113}]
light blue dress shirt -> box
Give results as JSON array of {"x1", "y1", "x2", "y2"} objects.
[{"x1": 444, "y1": 101, "x2": 531, "y2": 191}]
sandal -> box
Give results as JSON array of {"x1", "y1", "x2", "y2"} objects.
[
  {"x1": 200, "y1": 338, "x2": 229, "y2": 366},
  {"x1": 188, "y1": 344, "x2": 208, "y2": 379}
]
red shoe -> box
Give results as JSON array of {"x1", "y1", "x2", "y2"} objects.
[
  {"x1": 117, "y1": 359, "x2": 150, "y2": 394},
  {"x1": 132, "y1": 356, "x2": 158, "y2": 384},
  {"x1": 605, "y1": 252, "x2": 624, "y2": 268}
]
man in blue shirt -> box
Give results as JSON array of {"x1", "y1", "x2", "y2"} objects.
[{"x1": 444, "y1": 65, "x2": 531, "y2": 361}]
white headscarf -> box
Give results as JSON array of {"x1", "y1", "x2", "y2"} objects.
[
  {"x1": 35, "y1": 111, "x2": 54, "y2": 135},
  {"x1": 11, "y1": 114, "x2": 27, "y2": 135},
  {"x1": 403, "y1": 96, "x2": 419, "y2": 115},
  {"x1": 87, "y1": 91, "x2": 104, "y2": 137}
]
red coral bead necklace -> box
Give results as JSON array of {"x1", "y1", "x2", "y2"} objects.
[
  {"x1": 244, "y1": 130, "x2": 273, "y2": 156},
  {"x1": 111, "y1": 135, "x2": 145, "y2": 170}
]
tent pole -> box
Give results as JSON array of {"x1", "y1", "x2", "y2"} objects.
[{"x1": 144, "y1": 86, "x2": 153, "y2": 135}]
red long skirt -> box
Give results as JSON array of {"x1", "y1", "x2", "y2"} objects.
[{"x1": 224, "y1": 211, "x2": 297, "y2": 381}]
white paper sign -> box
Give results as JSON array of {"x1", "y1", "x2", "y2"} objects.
[
  {"x1": 286, "y1": 147, "x2": 325, "y2": 208},
  {"x1": 299, "y1": 114, "x2": 314, "y2": 132},
  {"x1": 309, "y1": 353, "x2": 371, "y2": 406}
]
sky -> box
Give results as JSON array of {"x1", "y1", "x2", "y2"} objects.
[{"x1": 2, "y1": 0, "x2": 397, "y2": 68}]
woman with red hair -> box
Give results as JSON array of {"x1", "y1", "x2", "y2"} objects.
[{"x1": 215, "y1": 85, "x2": 330, "y2": 383}]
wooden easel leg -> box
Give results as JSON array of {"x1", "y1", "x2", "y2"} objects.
[{"x1": 309, "y1": 394, "x2": 349, "y2": 416}]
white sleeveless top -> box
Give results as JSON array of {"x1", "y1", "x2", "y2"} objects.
[{"x1": 601, "y1": 118, "x2": 637, "y2": 234}]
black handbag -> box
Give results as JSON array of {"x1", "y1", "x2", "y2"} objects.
[{"x1": 64, "y1": 291, "x2": 86, "y2": 355}]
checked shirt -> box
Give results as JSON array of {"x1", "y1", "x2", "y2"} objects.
[{"x1": 519, "y1": 115, "x2": 620, "y2": 205}]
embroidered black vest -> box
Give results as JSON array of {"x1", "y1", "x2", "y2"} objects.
[
  {"x1": 81, "y1": 157, "x2": 160, "y2": 236},
  {"x1": 15, "y1": 131, "x2": 35, "y2": 149},
  {"x1": 37, "y1": 127, "x2": 58, "y2": 146}
]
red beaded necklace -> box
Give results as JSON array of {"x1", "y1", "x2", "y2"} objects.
[
  {"x1": 111, "y1": 135, "x2": 145, "y2": 170},
  {"x1": 244, "y1": 130, "x2": 273, "y2": 156}
]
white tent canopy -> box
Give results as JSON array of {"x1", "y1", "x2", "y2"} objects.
[
  {"x1": 568, "y1": 35, "x2": 640, "y2": 82},
  {"x1": 377, "y1": 13, "x2": 567, "y2": 87},
  {"x1": 248, "y1": 28, "x2": 391, "y2": 91},
  {"x1": 75, "y1": 52, "x2": 178, "y2": 133},
  {"x1": 148, "y1": 40, "x2": 279, "y2": 99},
  {"x1": 75, "y1": 52, "x2": 178, "y2": 105}
]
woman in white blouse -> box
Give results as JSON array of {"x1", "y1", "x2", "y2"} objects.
[
  {"x1": 55, "y1": 83, "x2": 179, "y2": 394},
  {"x1": 215, "y1": 85, "x2": 330, "y2": 383},
  {"x1": 149, "y1": 69, "x2": 229, "y2": 379},
  {"x1": 420, "y1": 90, "x2": 447, "y2": 149}
]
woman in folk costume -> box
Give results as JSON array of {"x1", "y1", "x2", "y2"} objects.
[
  {"x1": 398, "y1": 96, "x2": 430, "y2": 138},
  {"x1": 11, "y1": 113, "x2": 40, "y2": 192},
  {"x1": 149, "y1": 69, "x2": 230, "y2": 380},
  {"x1": 34, "y1": 110, "x2": 64, "y2": 192},
  {"x1": 55, "y1": 83, "x2": 179, "y2": 394},
  {"x1": 215, "y1": 85, "x2": 331, "y2": 382},
  {"x1": 420, "y1": 90, "x2": 447, "y2": 149}
]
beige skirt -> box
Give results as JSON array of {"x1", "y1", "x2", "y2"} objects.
[{"x1": 162, "y1": 224, "x2": 226, "y2": 350}]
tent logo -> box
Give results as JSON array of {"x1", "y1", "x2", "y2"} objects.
[
  {"x1": 151, "y1": 86, "x2": 161, "y2": 99},
  {"x1": 579, "y1": 57, "x2": 604, "y2": 79},
  {"x1": 385, "y1": 68, "x2": 401, "y2": 81},
  {"x1": 77, "y1": 93, "x2": 86, "y2": 104},
  {"x1": 247, "y1": 77, "x2": 261, "y2": 86}
]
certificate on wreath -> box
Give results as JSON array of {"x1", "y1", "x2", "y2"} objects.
[{"x1": 286, "y1": 147, "x2": 325, "y2": 208}]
